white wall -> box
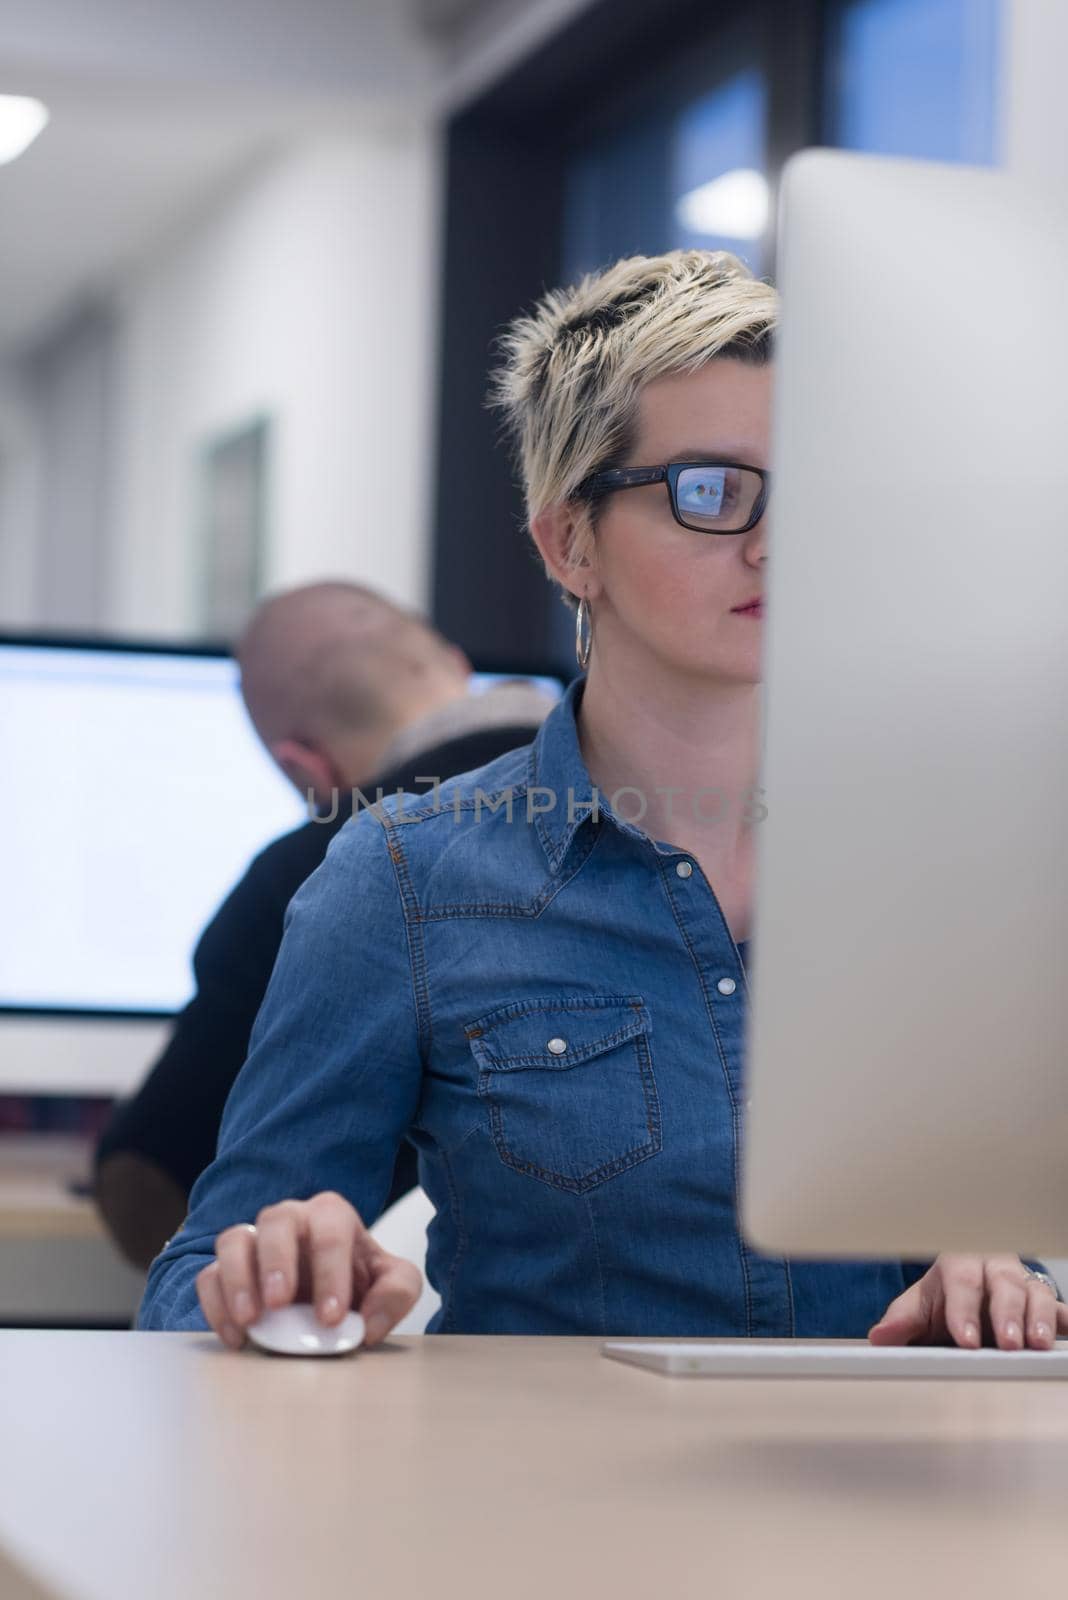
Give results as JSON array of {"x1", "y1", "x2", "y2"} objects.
[
  {"x1": 110, "y1": 122, "x2": 443, "y2": 634},
  {"x1": 0, "y1": 0, "x2": 597, "y2": 639},
  {"x1": 0, "y1": 366, "x2": 39, "y2": 628},
  {"x1": 0, "y1": 0, "x2": 436, "y2": 99},
  {"x1": 23, "y1": 304, "x2": 118, "y2": 630}
]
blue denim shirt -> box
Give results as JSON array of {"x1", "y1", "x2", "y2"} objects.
[{"x1": 140, "y1": 674, "x2": 943, "y2": 1336}]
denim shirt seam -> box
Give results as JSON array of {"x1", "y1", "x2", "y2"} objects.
[
  {"x1": 388, "y1": 781, "x2": 532, "y2": 827},
  {"x1": 376, "y1": 807, "x2": 434, "y2": 1064},
  {"x1": 658, "y1": 858, "x2": 755, "y2": 1335},
  {"x1": 782, "y1": 1256, "x2": 796, "y2": 1336},
  {"x1": 393, "y1": 812, "x2": 603, "y2": 925},
  {"x1": 583, "y1": 1192, "x2": 609, "y2": 1337},
  {"x1": 435, "y1": 1132, "x2": 470, "y2": 1333}
]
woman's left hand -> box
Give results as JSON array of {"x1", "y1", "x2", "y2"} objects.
[{"x1": 868, "y1": 1254, "x2": 1068, "y2": 1349}]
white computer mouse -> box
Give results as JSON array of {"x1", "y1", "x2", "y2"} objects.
[{"x1": 246, "y1": 1303, "x2": 366, "y2": 1357}]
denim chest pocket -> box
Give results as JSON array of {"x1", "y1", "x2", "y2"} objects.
[{"x1": 464, "y1": 995, "x2": 661, "y2": 1194}]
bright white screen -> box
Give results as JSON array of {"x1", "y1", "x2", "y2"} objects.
[{"x1": 0, "y1": 645, "x2": 307, "y2": 1014}]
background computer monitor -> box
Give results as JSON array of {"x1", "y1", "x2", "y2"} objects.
[
  {"x1": 741, "y1": 148, "x2": 1068, "y2": 1261},
  {"x1": 0, "y1": 635, "x2": 564, "y2": 1095}
]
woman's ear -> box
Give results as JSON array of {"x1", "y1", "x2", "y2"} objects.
[{"x1": 529, "y1": 502, "x2": 602, "y2": 603}]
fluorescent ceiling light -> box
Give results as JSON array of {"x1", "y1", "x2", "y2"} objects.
[
  {"x1": 0, "y1": 96, "x2": 49, "y2": 165},
  {"x1": 675, "y1": 167, "x2": 769, "y2": 240}
]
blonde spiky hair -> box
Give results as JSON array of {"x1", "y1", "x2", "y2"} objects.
[{"x1": 487, "y1": 248, "x2": 778, "y2": 607}]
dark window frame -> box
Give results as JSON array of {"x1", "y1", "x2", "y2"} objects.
[{"x1": 430, "y1": 0, "x2": 828, "y2": 675}]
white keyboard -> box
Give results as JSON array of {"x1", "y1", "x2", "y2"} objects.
[{"x1": 602, "y1": 1339, "x2": 1068, "y2": 1378}]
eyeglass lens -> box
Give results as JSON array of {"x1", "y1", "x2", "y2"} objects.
[{"x1": 674, "y1": 466, "x2": 763, "y2": 532}]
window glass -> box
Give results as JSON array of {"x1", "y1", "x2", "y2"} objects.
[
  {"x1": 563, "y1": 62, "x2": 768, "y2": 283},
  {"x1": 671, "y1": 70, "x2": 767, "y2": 275},
  {"x1": 826, "y1": 0, "x2": 1002, "y2": 164}
]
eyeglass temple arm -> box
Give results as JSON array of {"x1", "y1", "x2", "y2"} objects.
[{"x1": 581, "y1": 466, "x2": 667, "y2": 493}]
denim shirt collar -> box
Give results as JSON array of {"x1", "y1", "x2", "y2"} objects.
[{"x1": 527, "y1": 674, "x2": 665, "y2": 872}]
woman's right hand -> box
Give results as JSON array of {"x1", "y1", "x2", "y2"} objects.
[{"x1": 195, "y1": 1191, "x2": 423, "y2": 1350}]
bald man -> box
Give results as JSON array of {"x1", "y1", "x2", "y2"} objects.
[{"x1": 93, "y1": 583, "x2": 557, "y2": 1271}]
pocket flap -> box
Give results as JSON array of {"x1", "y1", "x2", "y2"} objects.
[{"x1": 465, "y1": 995, "x2": 650, "y2": 1072}]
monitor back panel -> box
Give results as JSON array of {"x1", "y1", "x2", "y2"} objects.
[{"x1": 741, "y1": 150, "x2": 1068, "y2": 1258}]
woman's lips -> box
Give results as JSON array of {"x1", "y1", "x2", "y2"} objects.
[{"x1": 732, "y1": 602, "x2": 764, "y2": 617}]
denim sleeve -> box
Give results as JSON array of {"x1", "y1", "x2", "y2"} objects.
[{"x1": 137, "y1": 810, "x2": 424, "y2": 1331}]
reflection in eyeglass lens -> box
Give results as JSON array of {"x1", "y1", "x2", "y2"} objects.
[{"x1": 675, "y1": 466, "x2": 758, "y2": 528}]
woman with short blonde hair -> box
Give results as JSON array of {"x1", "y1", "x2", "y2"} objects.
[
  {"x1": 489, "y1": 248, "x2": 775, "y2": 588},
  {"x1": 141, "y1": 248, "x2": 1064, "y2": 1353}
]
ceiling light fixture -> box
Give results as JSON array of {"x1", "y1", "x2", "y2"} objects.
[{"x1": 675, "y1": 167, "x2": 770, "y2": 240}]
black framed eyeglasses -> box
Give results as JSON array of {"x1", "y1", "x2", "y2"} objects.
[{"x1": 574, "y1": 460, "x2": 770, "y2": 535}]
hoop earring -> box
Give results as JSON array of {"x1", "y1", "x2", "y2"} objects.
[{"x1": 575, "y1": 595, "x2": 592, "y2": 670}]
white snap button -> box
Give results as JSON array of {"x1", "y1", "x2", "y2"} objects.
[
  {"x1": 547, "y1": 1037, "x2": 568, "y2": 1055},
  {"x1": 675, "y1": 860, "x2": 693, "y2": 878},
  {"x1": 717, "y1": 977, "x2": 737, "y2": 995},
  {"x1": 746, "y1": 1098, "x2": 752, "y2": 1110}
]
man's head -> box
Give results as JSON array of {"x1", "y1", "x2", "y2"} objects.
[{"x1": 236, "y1": 582, "x2": 471, "y2": 804}]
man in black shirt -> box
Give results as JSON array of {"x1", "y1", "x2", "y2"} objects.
[{"x1": 93, "y1": 582, "x2": 555, "y2": 1269}]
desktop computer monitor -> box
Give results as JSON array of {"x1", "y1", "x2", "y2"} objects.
[
  {"x1": 0, "y1": 636, "x2": 564, "y2": 1096},
  {"x1": 741, "y1": 149, "x2": 1068, "y2": 1261}
]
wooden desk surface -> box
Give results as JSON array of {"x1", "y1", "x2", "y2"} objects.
[{"x1": 1, "y1": 1333, "x2": 1067, "y2": 1600}]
